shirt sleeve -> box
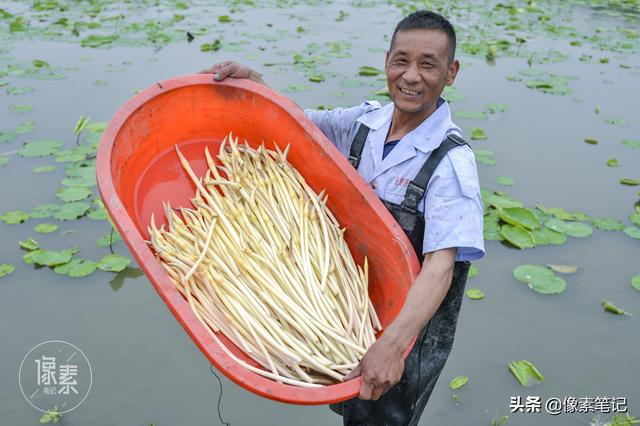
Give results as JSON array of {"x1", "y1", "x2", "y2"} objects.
[
  {"x1": 422, "y1": 145, "x2": 485, "y2": 262},
  {"x1": 304, "y1": 101, "x2": 381, "y2": 156}
]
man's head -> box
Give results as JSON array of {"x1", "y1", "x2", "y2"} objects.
[{"x1": 385, "y1": 11, "x2": 459, "y2": 116}]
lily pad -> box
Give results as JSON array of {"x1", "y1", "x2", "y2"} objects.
[
  {"x1": 97, "y1": 253, "x2": 132, "y2": 272},
  {"x1": 54, "y1": 258, "x2": 97, "y2": 277},
  {"x1": 603, "y1": 117, "x2": 627, "y2": 125},
  {"x1": 631, "y1": 275, "x2": 640, "y2": 292},
  {"x1": 14, "y1": 120, "x2": 35, "y2": 134},
  {"x1": 498, "y1": 207, "x2": 540, "y2": 230},
  {"x1": 33, "y1": 165, "x2": 56, "y2": 174},
  {"x1": 623, "y1": 226, "x2": 640, "y2": 239},
  {"x1": 545, "y1": 264, "x2": 578, "y2": 274},
  {"x1": 592, "y1": 217, "x2": 624, "y2": 231},
  {"x1": 544, "y1": 218, "x2": 593, "y2": 237},
  {"x1": 513, "y1": 265, "x2": 554, "y2": 284},
  {"x1": 448, "y1": 375, "x2": 469, "y2": 390},
  {"x1": 56, "y1": 187, "x2": 92, "y2": 203},
  {"x1": 465, "y1": 288, "x2": 485, "y2": 300},
  {"x1": 501, "y1": 224, "x2": 536, "y2": 248},
  {"x1": 508, "y1": 360, "x2": 544, "y2": 387},
  {"x1": 483, "y1": 217, "x2": 503, "y2": 241},
  {"x1": 74, "y1": 116, "x2": 89, "y2": 135},
  {"x1": 81, "y1": 34, "x2": 119, "y2": 48},
  {"x1": 9, "y1": 105, "x2": 32, "y2": 113},
  {"x1": 443, "y1": 86, "x2": 464, "y2": 102},
  {"x1": 485, "y1": 102, "x2": 508, "y2": 113},
  {"x1": 0, "y1": 132, "x2": 17, "y2": 143},
  {"x1": 601, "y1": 300, "x2": 629, "y2": 315},
  {"x1": 584, "y1": 137, "x2": 598, "y2": 145},
  {"x1": 620, "y1": 178, "x2": 640, "y2": 186},
  {"x1": 497, "y1": 176, "x2": 515, "y2": 187},
  {"x1": 29, "y1": 247, "x2": 79, "y2": 267},
  {"x1": 532, "y1": 226, "x2": 567, "y2": 245},
  {"x1": 0, "y1": 264, "x2": 16, "y2": 278},
  {"x1": 630, "y1": 213, "x2": 640, "y2": 227},
  {"x1": 54, "y1": 202, "x2": 90, "y2": 221},
  {"x1": 19, "y1": 238, "x2": 40, "y2": 251},
  {"x1": 475, "y1": 149, "x2": 495, "y2": 165},
  {"x1": 622, "y1": 139, "x2": 640, "y2": 149},
  {"x1": 606, "y1": 158, "x2": 619, "y2": 167},
  {"x1": 17, "y1": 140, "x2": 62, "y2": 158},
  {"x1": 468, "y1": 264, "x2": 479, "y2": 278},
  {"x1": 31, "y1": 204, "x2": 59, "y2": 219},
  {"x1": 0, "y1": 156, "x2": 8, "y2": 167},
  {"x1": 528, "y1": 276, "x2": 567, "y2": 294},
  {"x1": 482, "y1": 190, "x2": 522, "y2": 209},
  {"x1": 0, "y1": 210, "x2": 29, "y2": 224},
  {"x1": 358, "y1": 65, "x2": 382, "y2": 76},
  {"x1": 454, "y1": 111, "x2": 487, "y2": 120},
  {"x1": 470, "y1": 127, "x2": 487, "y2": 140},
  {"x1": 34, "y1": 223, "x2": 58, "y2": 234}
]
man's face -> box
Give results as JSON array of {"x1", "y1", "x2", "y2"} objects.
[{"x1": 385, "y1": 29, "x2": 459, "y2": 115}]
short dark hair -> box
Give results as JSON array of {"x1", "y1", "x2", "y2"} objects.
[{"x1": 390, "y1": 10, "x2": 457, "y2": 63}]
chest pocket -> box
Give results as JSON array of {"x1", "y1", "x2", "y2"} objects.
[{"x1": 434, "y1": 147, "x2": 479, "y2": 200}]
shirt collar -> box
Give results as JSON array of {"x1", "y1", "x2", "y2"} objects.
[{"x1": 356, "y1": 97, "x2": 457, "y2": 154}]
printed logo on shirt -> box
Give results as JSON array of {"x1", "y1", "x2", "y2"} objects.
[{"x1": 394, "y1": 176, "x2": 411, "y2": 187}]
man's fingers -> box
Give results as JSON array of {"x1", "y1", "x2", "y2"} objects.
[
  {"x1": 215, "y1": 62, "x2": 239, "y2": 81},
  {"x1": 359, "y1": 381, "x2": 373, "y2": 400},
  {"x1": 371, "y1": 385, "x2": 388, "y2": 401},
  {"x1": 342, "y1": 364, "x2": 362, "y2": 381}
]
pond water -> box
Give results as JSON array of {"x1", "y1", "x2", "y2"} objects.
[{"x1": 1, "y1": 1, "x2": 639, "y2": 425}]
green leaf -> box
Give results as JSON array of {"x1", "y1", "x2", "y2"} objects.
[
  {"x1": 465, "y1": 288, "x2": 485, "y2": 300},
  {"x1": 475, "y1": 149, "x2": 496, "y2": 165},
  {"x1": 30, "y1": 247, "x2": 79, "y2": 267},
  {"x1": 0, "y1": 263, "x2": 16, "y2": 278},
  {"x1": 496, "y1": 176, "x2": 515, "y2": 187},
  {"x1": 73, "y1": 116, "x2": 89, "y2": 135},
  {"x1": 508, "y1": 360, "x2": 544, "y2": 387},
  {"x1": 200, "y1": 39, "x2": 221, "y2": 52},
  {"x1": 454, "y1": 110, "x2": 487, "y2": 120},
  {"x1": 513, "y1": 265, "x2": 555, "y2": 283},
  {"x1": 9, "y1": 104, "x2": 32, "y2": 113},
  {"x1": 601, "y1": 300, "x2": 630, "y2": 315},
  {"x1": 31, "y1": 204, "x2": 59, "y2": 219},
  {"x1": 604, "y1": 117, "x2": 627, "y2": 125},
  {"x1": 448, "y1": 375, "x2": 469, "y2": 390},
  {"x1": 284, "y1": 84, "x2": 310, "y2": 92},
  {"x1": 56, "y1": 187, "x2": 92, "y2": 203},
  {"x1": 443, "y1": 86, "x2": 464, "y2": 102},
  {"x1": 583, "y1": 137, "x2": 598, "y2": 145},
  {"x1": 9, "y1": 17, "x2": 26, "y2": 32},
  {"x1": 531, "y1": 226, "x2": 567, "y2": 245},
  {"x1": 631, "y1": 275, "x2": 640, "y2": 292},
  {"x1": 54, "y1": 202, "x2": 90, "y2": 221},
  {"x1": 308, "y1": 74, "x2": 325, "y2": 83},
  {"x1": 620, "y1": 178, "x2": 640, "y2": 186},
  {"x1": 482, "y1": 190, "x2": 522, "y2": 209},
  {"x1": 498, "y1": 207, "x2": 540, "y2": 230},
  {"x1": 544, "y1": 218, "x2": 593, "y2": 237},
  {"x1": 623, "y1": 226, "x2": 640, "y2": 239},
  {"x1": 0, "y1": 210, "x2": 29, "y2": 224},
  {"x1": 622, "y1": 139, "x2": 640, "y2": 149},
  {"x1": 485, "y1": 102, "x2": 508, "y2": 113},
  {"x1": 501, "y1": 224, "x2": 536, "y2": 248},
  {"x1": 630, "y1": 213, "x2": 640, "y2": 227},
  {"x1": 54, "y1": 258, "x2": 97, "y2": 277},
  {"x1": 19, "y1": 238, "x2": 40, "y2": 251},
  {"x1": 81, "y1": 34, "x2": 119, "y2": 48},
  {"x1": 33, "y1": 165, "x2": 56, "y2": 174},
  {"x1": 217, "y1": 15, "x2": 231, "y2": 23},
  {"x1": 39, "y1": 406, "x2": 60, "y2": 424},
  {"x1": 592, "y1": 217, "x2": 624, "y2": 231},
  {"x1": 0, "y1": 132, "x2": 17, "y2": 143},
  {"x1": 470, "y1": 127, "x2": 487, "y2": 140},
  {"x1": 606, "y1": 158, "x2": 619, "y2": 167},
  {"x1": 483, "y1": 216, "x2": 503, "y2": 241},
  {"x1": 528, "y1": 276, "x2": 567, "y2": 294},
  {"x1": 15, "y1": 120, "x2": 35, "y2": 134},
  {"x1": 468, "y1": 264, "x2": 479, "y2": 278},
  {"x1": 18, "y1": 140, "x2": 62, "y2": 158},
  {"x1": 34, "y1": 223, "x2": 58, "y2": 234},
  {"x1": 0, "y1": 156, "x2": 8, "y2": 167},
  {"x1": 97, "y1": 253, "x2": 132, "y2": 272},
  {"x1": 545, "y1": 264, "x2": 578, "y2": 274}
]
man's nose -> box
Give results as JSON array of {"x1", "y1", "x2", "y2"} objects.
[{"x1": 401, "y1": 63, "x2": 421, "y2": 84}]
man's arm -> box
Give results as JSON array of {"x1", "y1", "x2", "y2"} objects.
[{"x1": 344, "y1": 247, "x2": 457, "y2": 400}]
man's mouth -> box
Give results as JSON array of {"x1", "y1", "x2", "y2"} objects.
[{"x1": 399, "y1": 87, "x2": 421, "y2": 96}]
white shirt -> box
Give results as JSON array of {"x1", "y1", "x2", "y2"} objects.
[{"x1": 304, "y1": 99, "x2": 485, "y2": 262}]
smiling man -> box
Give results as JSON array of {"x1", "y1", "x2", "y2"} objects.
[{"x1": 202, "y1": 10, "x2": 485, "y2": 426}]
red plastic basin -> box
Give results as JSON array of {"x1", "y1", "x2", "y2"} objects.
[{"x1": 96, "y1": 75, "x2": 420, "y2": 405}]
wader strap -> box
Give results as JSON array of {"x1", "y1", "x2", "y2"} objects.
[
  {"x1": 348, "y1": 124, "x2": 370, "y2": 168},
  {"x1": 401, "y1": 133, "x2": 469, "y2": 214}
]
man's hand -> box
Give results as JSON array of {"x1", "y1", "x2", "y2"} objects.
[
  {"x1": 199, "y1": 61, "x2": 267, "y2": 85},
  {"x1": 343, "y1": 337, "x2": 404, "y2": 400}
]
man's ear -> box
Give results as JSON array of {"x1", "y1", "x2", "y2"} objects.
[
  {"x1": 385, "y1": 50, "x2": 390, "y2": 70},
  {"x1": 446, "y1": 59, "x2": 460, "y2": 86}
]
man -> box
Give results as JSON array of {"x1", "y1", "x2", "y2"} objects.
[{"x1": 201, "y1": 10, "x2": 485, "y2": 426}]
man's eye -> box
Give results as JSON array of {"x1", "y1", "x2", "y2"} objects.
[
  {"x1": 422, "y1": 62, "x2": 435, "y2": 68},
  {"x1": 393, "y1": 59, "x2": 407, "y2": 65}
]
